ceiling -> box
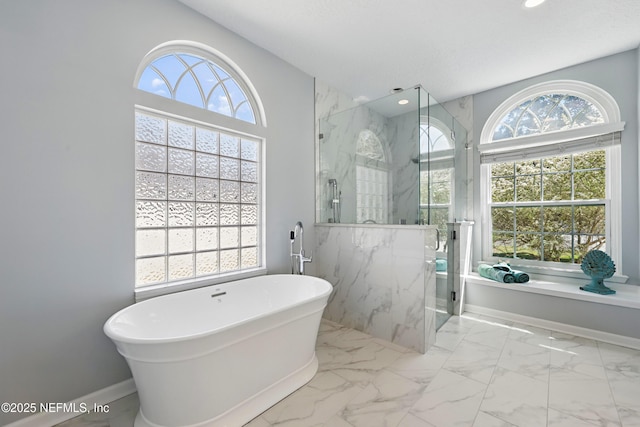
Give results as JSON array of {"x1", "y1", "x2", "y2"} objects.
[{"x1": 179, "y1": 0, "x2": 640, "y2": 103}]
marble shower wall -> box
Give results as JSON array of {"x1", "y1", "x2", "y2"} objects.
[
  {"x1": 314, "y1": 224, "x2": 437, "y2": 353},
  {"x1": 315, "y1": 80, "x2": 422, "y2": 224}
]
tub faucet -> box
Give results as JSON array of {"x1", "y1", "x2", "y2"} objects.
[{"x1": 291, "y1": 221, "x2": 312, "y2": 274}]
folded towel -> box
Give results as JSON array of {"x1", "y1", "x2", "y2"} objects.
[
  {"x1": 492, "y1": 262, "x2": 530, "y2": 283},
  {"x1": 478, "y1": 264, "x2": 515, "y2": 283},
  {"x1": 510, "y1": 269, "x2": 530, "y2": 283},
  {"x1": 436, "y1": 259, "x2": 447, "y2": 272}
]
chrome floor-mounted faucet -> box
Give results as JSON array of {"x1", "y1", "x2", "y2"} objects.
[{"x1": 290, "y1": 221, "x2": 312, "y2": 274}]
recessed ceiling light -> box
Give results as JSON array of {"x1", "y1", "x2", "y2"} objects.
[
  {"x1": 523, "y1": 0, "x2": 546, "y2": 8},
  {"x1": 398, "y1": 99, "x2": 409, "y2": 105}
]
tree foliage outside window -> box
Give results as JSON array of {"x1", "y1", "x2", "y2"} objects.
[{"x1": 490, "y1": 150, "x2": 605, "y2": 263}]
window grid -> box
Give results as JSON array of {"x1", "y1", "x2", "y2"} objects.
[
  {"x1": 135, "y1": 111, "x2": 260, "y2": 287},
  {"x1": 137, "y1": 53, "x2": 257, "y2": 124},
  {"x1": 489, "y1": 151, "x2": 606, "y2": 264}
]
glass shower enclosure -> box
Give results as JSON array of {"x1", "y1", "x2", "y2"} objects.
[{"x1": 317, "y1": 85, "x2": 468, "y2": 329}]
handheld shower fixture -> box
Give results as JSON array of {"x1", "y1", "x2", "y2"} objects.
[{"x1": 328, "y1": 179, "x2": 341, "y2": 223}]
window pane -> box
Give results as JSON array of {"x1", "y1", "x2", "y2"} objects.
[
  {"x1": 573, "y1": 150, "x2": 605, "y2": 170},
  {"x1": 168, "y1": 148, "x2": 194, "y2": 175},
  {"x1": 574, "y1": 170, "x2": 605, "y2": 199},
  {"x1": 574, "y1": 205, "x2": 605, "y2": 235},
  {"x1": 136, "y1": 142, "x2": 167, "y2": 173},
  {"x1": 136, "y1": 257, "x2": 166, "y2": 286},
  {"x1": 241, "y1": 139, "x2": 258, "y2": 161},
  {"x1": 220, "y1": 249, "x2": 239, "y2": 272},
  {"x1": 169, "y1": 228, "x2": 194, "y2": 254},
  {"x1": 492, "y1": 233, "x2": 514, "y2": 258},
  {"x1": 220, "y1": 157, "x2": 240, "y2": 181},
  {"x1": 136, "y1": 171, "x2": 166, "y2": 200},
  {"x1": 491, "y1": 207, "x2": 513, "y2": 232},
  {"x1": 168, "y1": 202, "x2": 194, "y2": 227},
  {"x1": 220, "y1": 134, "x2": 240, "y2": 157},
  {"x1": 136, "y1": 201, "x2": 166, "y2": 228},
  {"x1": 515, "y1": 175, "x2": 541, "y2": 201},
  {"x1": 241, "y1": 247, "x2": 258, "y2": 269},
  {"x1": 168, "y1": 254, "x2": 194, "y2": 280},
  {"x1": 168, "y1": 121, "x2": 195, "y2": 149},
  {"x1": 136, "y1": 230, "x2": 166, "y2": 257},
  {"x1": 195, "y1": 178, "x2": 219, "y2": 202},
  {"x1": 168, "y1": 175, "x2": 195, "y2": 200},
  {"x1": 196, "y1": 153, "x2": 219, "y2": 178},
  {"x1": 196, "y1": 203, "x2": 218, "y2": 226},
  {"x1": 515, "y1": 234, "x2": 541, "y2": 260},
  {"x1": 542, "y1": 155, "x2": 571, "y2": 172},
  {"x1": 542, "y1": 172, "x2": 571, "y2": 200},
  {"x1": 196, "y1": 251, "x2": 218, "y2": 276},
  {"x1": 515, "y1": 207, "x2": 540, "y2": 232},
  {"x1": 196, "y1": 128, "x2": 219, "y2": 154},
  {"x1": 220, "y1": 180, "x2": 240, "y2": 203},
  {"x1": 136, "y1": 113, "x2": 166, "y2": 144},
  {"x1": 241, "y1": 205, "x2": 257, "y2": 225},
  {"x1": 196, "y1": 228, "x2": 218, "y2": 251},
  {"x1": 491, "y1": 176, "x2": 514, "y2": 203},
  {"x1": 543, "y1": 206, "x2": 572, "y2": 233},
  {"x1": 220, "y1": 204, "x2": 239, "y2": 225},
  {"x1": 543, "y1": 234, "x2": 573, "y2": 263}
]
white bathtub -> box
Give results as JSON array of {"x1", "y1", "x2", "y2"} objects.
[{"x1": 104, "y1": 274, "x2": 332, "y2": 427}]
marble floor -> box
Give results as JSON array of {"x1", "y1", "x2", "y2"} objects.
[{"x1": 56, "y1": 313, "x2": 640, "y2": 427}]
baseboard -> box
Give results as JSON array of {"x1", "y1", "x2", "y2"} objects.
[
  {"x1": 464, "y1": 304, "x2": 640, "y2": 350},
  {"x1": 5, "y1": 378, "x2": 136, "y2": 427}
]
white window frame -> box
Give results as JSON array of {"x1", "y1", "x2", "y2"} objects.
[
  {"x1": 133, "y1": 41, "x2": 267, "y2": 300},
  {"x1": 479, "y1": 80, "x2": 625, "y2": 281}
]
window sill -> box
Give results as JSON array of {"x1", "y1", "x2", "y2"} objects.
[
  {"x1": 134, "y1": 267, "x2": 268, "y2": 302},
  {"x1": 465, "y1": 272, "x2": 640, "y2": 310}
]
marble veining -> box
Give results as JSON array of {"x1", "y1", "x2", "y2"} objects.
[
  {"x1": 315, "y1": 224, "x2": 436, "y2": 353},
  {"x1": 56, "y1": 313, "x2": 640, "y2": 427}
]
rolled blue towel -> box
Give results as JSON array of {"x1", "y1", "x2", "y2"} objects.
[
  {"x1": 510, "y1": 269, "x2": 530, "y2": 283},
  {"x1": 492, "y1": 262, "x2": 530, "y2": 283},
  {"x1": 436, "y1": 259, "x2": 447, "y2": 272},
  {"x1": 478, "y1": 264, "x2": 515, "y2": 283}
]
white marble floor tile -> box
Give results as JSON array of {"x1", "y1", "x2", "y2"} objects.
[
  {"x1": 339, "y1": 370, "x2": 426, "y2": 427},
  {"x1": 507, "y1": 322, "x2": 554, "y2": 347},
  {"x1": 442, "y1": 340, "x2": 501, "y2": 384},
  {"x1": 497, "y1": 339, "x2": 551, "y2": 383},
  {"x1": 479, "y1": 367, "x2": 548, "y2": 427},
  {"x1": 261, "y1": 371, "x2": 363, "y2": 426},
  {"x1": 616, "y1": 406, "x2": 640, "y2": 427},
  {"x1": 472, "y1": 411, "x2": 517, "y2": 427},
  {"x1": 386, "y1": 346, "x2": 452, "y2": 385},
  {"x1": 398, "y1": 412, "x2": 436, "y2": 427},
  {"x1": 409, "y1": 369, "x2": 487, "y2": 427},
  {"x1": 54, "y1": 314, "x2": 638, "y2": 427},
  {"x1": 327, "y1": 341, "x2": 405, "y2": 385},
  {"x1": 547, "y1": 408, "x2": 601, "y2": 427},
  {"x1": 549, "y1": 367, "x2": 621, "y2": 426}
]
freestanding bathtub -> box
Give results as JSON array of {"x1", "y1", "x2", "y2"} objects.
[{"x1": 104, "y1": 274, "x2": 332, "y2": 427}]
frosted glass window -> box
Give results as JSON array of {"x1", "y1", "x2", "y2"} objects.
[{"x1": 135, "y1": 111, "x2": 262, "y2": 287}]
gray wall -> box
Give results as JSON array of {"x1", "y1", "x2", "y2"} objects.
[
  {"x1": 0, "y1": 0, "x2": 315, "y2": 424},
  {"x1": 472, "y1": 49, "x2": 640, "y2": 283}
]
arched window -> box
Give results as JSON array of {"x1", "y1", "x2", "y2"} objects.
[
  {"x1": 355, "y1": 130, "x2": 389, "y2": 223},
  {"x1": 479, "y1": 80, "x2": 624, "y2": 271},
  {"x1": 419, "y1": 119, "x2": 455, "y2": 237},
  {"x1": 134, "y1": 42, "x2": 266, "y2": 294}
]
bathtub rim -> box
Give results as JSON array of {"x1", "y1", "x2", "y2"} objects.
[{"x1": 104, "y1": 274, "x2": 333, "y2": 345}]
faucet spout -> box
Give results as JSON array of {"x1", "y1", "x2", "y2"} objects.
[{"x1": 291, "y1": 221, "x2": 312, "y2": 274}]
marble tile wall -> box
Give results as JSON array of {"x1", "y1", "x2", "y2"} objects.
[{"x1": 314, "y1": 224, "x2": 437, "y2": 353}]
